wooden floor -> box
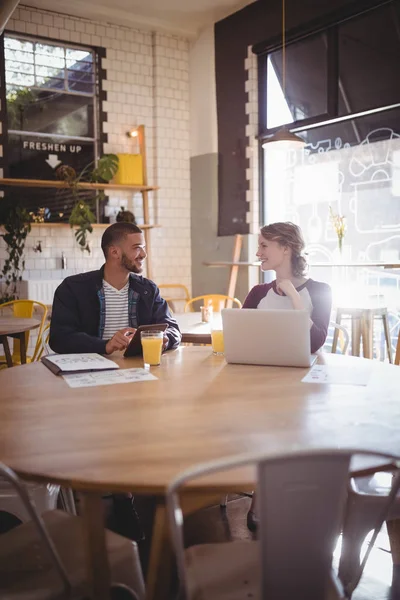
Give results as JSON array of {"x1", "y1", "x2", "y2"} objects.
[{"x1": 182, "y1": 496, "x2": 400, "y2": 600}]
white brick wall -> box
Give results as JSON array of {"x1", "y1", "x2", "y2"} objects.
[
  {"x1": 0, "y1": 6, "x2": 191, "y2": 291},
  {"x1": 245, "y1": 45, "x2": 259, "y2": 235}
]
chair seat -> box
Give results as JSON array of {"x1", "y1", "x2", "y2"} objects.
[
  {"x1": 0, "y1": 509, "x2": 144, "y2": 599},
  {"x1": 185, "y1": 541, "x2": 343, "y2": 600}
]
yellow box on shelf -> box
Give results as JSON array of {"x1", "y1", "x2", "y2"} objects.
[{"x1": 114, "y1": 154, "x2": 143, "y2": 185}]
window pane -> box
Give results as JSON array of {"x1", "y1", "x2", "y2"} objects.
[
  {"x1": 36, "y1": 43, "x2": 65, "y2": 59},
  {"x1": 67, "y1": 68, "x2": 95, "y2": 94},
  {"x1": 6, "y1": 89, "x2": 94, "y2": 137},
  {"x1": 267, "y1": 33, "x2": 327, "y2": 129},
  {"x1": 338, "y1": 5, "x2": 400, "y2": 115},
  {"x1": 263, "y1": 108, "x2": 400, "y2": 357},
  {"x1": 35, "y1": 53, "x2": 65, "y2": 68}
]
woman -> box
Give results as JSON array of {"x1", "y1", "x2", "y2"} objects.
[
  {"x1": 243, "y1": 221, "x2": 332, "y2": 354},
  {"x1": 244, "y1": 222, "x2": 332, "y2": 531}
]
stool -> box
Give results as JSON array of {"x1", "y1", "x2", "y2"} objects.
[{"x1": 332, "y1": 306, "x2": 393, "y2": 362}]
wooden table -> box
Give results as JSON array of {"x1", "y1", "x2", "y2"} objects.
[
  {"x1": 175, "y1": 312, "x2": 222, "y2": 344},
  {"x1": 1, "y1": 348, "x2": 400, "y2": 599},
  {"x1": 0, "y1": 317, "x2": 40, "y2": 366}
]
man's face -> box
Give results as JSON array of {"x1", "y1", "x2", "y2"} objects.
[{"x1": 118, "y1": 232, "x2": 147, "y2": 274}]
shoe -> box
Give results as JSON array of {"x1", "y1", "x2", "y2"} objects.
[{"x1": 247, "y1": 509, "x2": 258, "y2": 532}]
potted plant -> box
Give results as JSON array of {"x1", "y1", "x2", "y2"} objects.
[
  {"x1": 0, "y1": 198, "x2": 31, "y2": 303},
  {"x1": 56, "y1": 154, "x2": 119, "y2": 253}
]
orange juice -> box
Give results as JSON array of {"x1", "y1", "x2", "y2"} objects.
[
  {"x1": 211, "y1": 330, "x2": 224, "y2": 354},
  {"x1": 142, "y1": 337, "x2": 163, "y2": 365}
]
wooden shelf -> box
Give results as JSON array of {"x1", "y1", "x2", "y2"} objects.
[
  {"x1": 28, "y1": 222, "x2": 161, "y2": 230},
  {"x1": 203, "y1": 261, "x2": 261, "y2": 267},
  {"x1": 204, "y1": 261, "x2": 400, "y2": 269},
  {"x1": 0, "y1": 177, "x2": 158, "y2": 192}
]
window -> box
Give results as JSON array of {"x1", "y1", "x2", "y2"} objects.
[
  {"x1": 3, "y1": 35, "x2": 100, "y2": 222},
  {"x1": 258, "y1": 2, "x2": 400, "y2": 358}
]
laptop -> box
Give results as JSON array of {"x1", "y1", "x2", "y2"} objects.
[{"x1": 221, "y1": 308, "x2": 317, "y2": 368}]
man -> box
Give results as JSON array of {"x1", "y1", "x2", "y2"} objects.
[
  {"x1": 50, "y1": 222, "x2": 181, "y2": 354},
  {"x1": 49, "y1": 222, "x2": 181, "y2": 545}
]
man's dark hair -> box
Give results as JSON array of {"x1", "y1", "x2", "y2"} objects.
[{"x1": 101, "y1": 222, "x2": 143, "y2": 258}]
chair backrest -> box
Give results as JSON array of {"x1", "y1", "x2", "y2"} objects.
[
  {"x1": 0, "y1": 461, "x2": 72, "y2": 595},
  {"x1": 331, "y1": 321, "x2": 350, "y2": 355},
  {"x1": 158, "y1": 284, "x2": 191, "y2": 313},
  {"x1": 184, "y1": 294, "x2": 242, "y2": 313},
  {"x1": 167, "y1": 448, "x2": 400, "y2": 600},
  {"x1": 0, "y1": 300, "x2": 48, "y2": 362}
]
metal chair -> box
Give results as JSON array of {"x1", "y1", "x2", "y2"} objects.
[
  {"x1": 331, "y1": 321, "x2": 350, "y2": 355},
  {"x1": 39, "y1": 322, "x2": 51, "y2": 358},
  {"x1": 0, "y1": 299, "x2": 48, "y2": 364},
  {"x1": 167, "y1": 449, "x2": 400, "y2": 600},
  {"x1": 0, "y1": 462, "x2": 145, "y2": 599},
  {"x1": 185, "y1": 294, "x2": 242, "y2": 312}
]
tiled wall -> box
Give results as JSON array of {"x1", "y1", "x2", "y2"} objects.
[{"x1": 0, "y1": 6, "x2": 191, "y2": 289}]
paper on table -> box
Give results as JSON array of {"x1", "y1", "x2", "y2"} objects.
[
  {"x1": 63, "y1": 368, "x2": 157, "y2": 388},
  {"x1": 43, "y1": 353, "x2": 119, "y2": 374},
  {"x1": 302, "y1": 364, "x2": 371, "y2": 386}
]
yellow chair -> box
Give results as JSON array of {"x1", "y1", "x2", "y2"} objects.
[
  {"x1": 0, "y1": 300, "x2": 48, "y2": 364},
  {"x1": 159, "y1": 284, "x2": 191, "y2": 313},
  {"x1": 185, "y1": 294, "x2": 242, "y2": 313}
]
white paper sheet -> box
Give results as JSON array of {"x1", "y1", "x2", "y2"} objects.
[
  {"x1": 45, "y1": 353, "x2": 119, "y2": 372},
  {"x1": 302, "y1": 364, "x2": 371, "y2": 386},
  {"x1": 63, "y1": 368, "x2": 157, "y2": 388}
]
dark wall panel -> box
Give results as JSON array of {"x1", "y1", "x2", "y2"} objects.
[{"x1": 214, "y1": 0, "x2": 372, "y2": 236}]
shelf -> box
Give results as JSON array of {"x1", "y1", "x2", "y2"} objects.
[
  {"x1": 203, "y1": 261, "x2": 261, "y2": 267},
  {"x1": 204, "y1": 261, "x2": 400, "y2": 269},
  {"x1": 29, "y1": 223, "x2": 161, "y2": 230},
  {"x1": 0, "y1": 177, "x2": 158, "y2": 192}
]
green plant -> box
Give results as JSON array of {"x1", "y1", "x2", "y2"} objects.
[
  {"x1": 0, "y1": 200, "x2": 31, "y2": 304},
  {"x1": 56, "y1": 154, "x2": 119, "y2": 253}
]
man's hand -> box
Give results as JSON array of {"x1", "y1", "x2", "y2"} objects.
[
  {"x1": 105, "y1": 327, "x2": 137, "y2": 354},
  {"x1": 162, "y1": 335, "x2": 169, "y2": 351}
]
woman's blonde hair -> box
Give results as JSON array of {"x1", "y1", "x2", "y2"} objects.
[{"x1": 260, "y1": 221, "x2": 308, "y2": 277}]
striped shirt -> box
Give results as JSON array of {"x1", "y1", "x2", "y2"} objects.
[{"x1": 102, "y1": 280, "x2": 130, "y2": 340}]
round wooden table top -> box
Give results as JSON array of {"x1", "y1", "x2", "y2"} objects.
[
  {"x1": 0, "y1": 347, "x2": 399, "y2": 494},
  {"x1": 0, "y1": 316, "x2": 40, "y2": 336}
]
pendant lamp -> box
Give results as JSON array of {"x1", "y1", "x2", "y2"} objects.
[{"x1": 262, "y1": 0, "x2": 305, "y2": 149}]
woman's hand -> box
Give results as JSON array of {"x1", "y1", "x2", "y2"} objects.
[{"x1": 276, "y1": 279, "x2": 297, "y2": 298}]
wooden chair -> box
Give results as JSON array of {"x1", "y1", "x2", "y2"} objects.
[
  {"x1": 0, "y1": 462, "x2": 145, "y2": 600},
  {"x1": 185, "y1": 295, "x2": 242, "y2": 313},
  {"x1": 0, "y1": 299, "x2": 48, "y2": 364},
  {"x1": 167, "y1": 449, "x2": 400, "y2": 600},
  {"x1": 158, "y1": 284, "x2": 191, "y2": 313}
]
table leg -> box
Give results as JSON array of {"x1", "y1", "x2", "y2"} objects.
[
  {"x1": 19, "y1": 332, "x2": 27, "y2": 364},
  {"x1": 0, "y1": 335, "x2": 13, "y2": 367},
  {"x1": 351, "y1": 318, "x2": 362, "y2": 357},
  {"x1": 382, "y1": 314, "x2": 393, "y2": 363},
  {"x1": 146, "y1": 502, "x2": 173, "y2": 600},
  {"x1": 81, "y1": 491, "x2": 111, "y2": 600},
  {"x1": 387, "y1": 519, "x2": 400, "y2": 565},
  {"x1": 361, "y1": 314, "x2": 373, "y2": 359}
]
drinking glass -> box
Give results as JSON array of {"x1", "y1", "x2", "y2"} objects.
[
  {"x1": 141, "y1": 330, "x2": 164, "y2": 366},
  {"x1": 211, "y1": 329, "x2": 224, "y2": 355}
]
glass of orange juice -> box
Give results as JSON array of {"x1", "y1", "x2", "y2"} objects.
[
  {"x1": 211, "y1": 329, "x2": 224, "y2": 355},
  {"x1": 141, "y1": 330, "x2": 164, "y2": 366}
]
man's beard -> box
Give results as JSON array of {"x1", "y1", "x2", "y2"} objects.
[{"x1": 121, "y1": 252, "x2": 142, "y2": 274}]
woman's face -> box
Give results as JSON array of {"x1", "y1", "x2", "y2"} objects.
[{"x1": 256, "y1": 235, "x2": 289, "y2": 271}]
